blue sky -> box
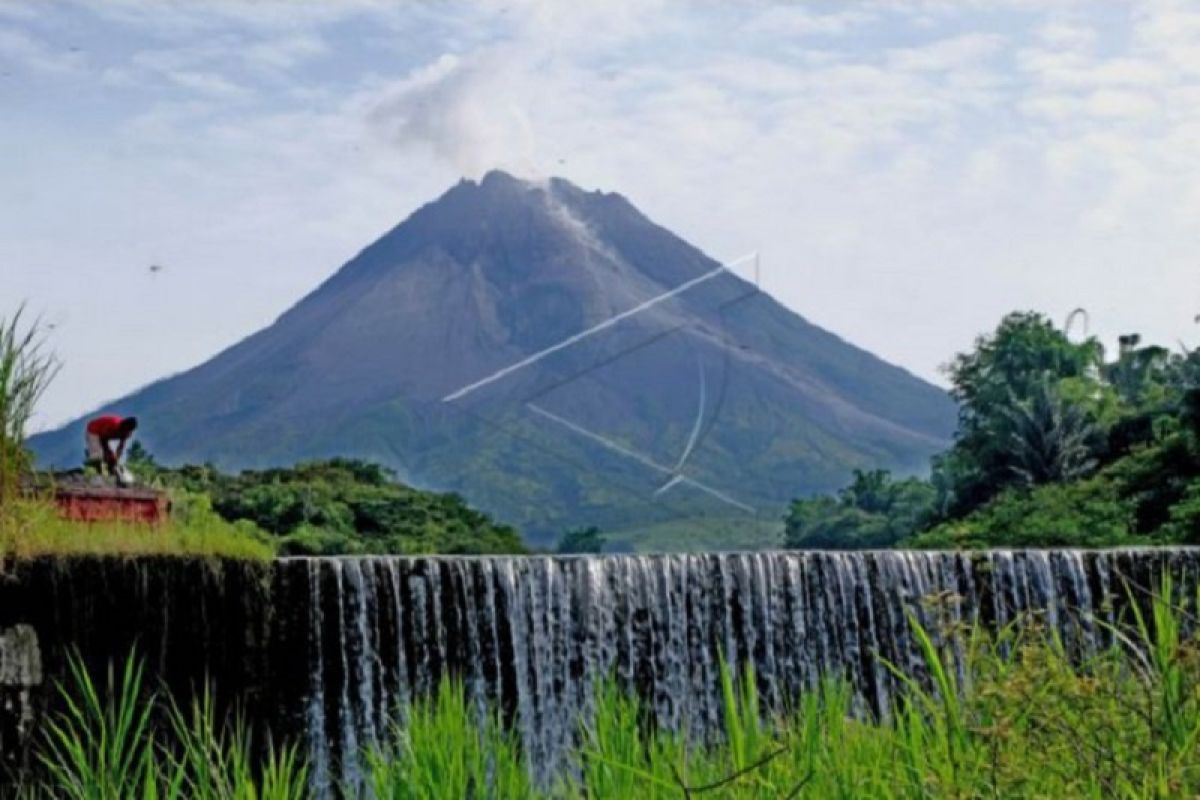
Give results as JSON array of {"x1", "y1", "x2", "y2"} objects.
[{"x1": 4, "y1": 0, "x2": 1200, "y2": 429}]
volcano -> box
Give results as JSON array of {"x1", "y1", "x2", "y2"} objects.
[{"x1": 32, "y1": 171, "x2": 956, "y2": 548}]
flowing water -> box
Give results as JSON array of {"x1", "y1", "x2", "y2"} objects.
[{"x1": 280, "y1": 549, "x2": 1200, "y2": 793}]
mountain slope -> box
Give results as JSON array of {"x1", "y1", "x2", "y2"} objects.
[{"x1": 32, "y1": 171, "x2": 956, "y2": 548}]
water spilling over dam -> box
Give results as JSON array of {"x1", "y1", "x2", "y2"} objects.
[{"x1": 2, "y1": 549, "x2": 1198, "y2": 794}]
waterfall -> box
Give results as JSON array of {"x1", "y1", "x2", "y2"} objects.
[
  {"x1": 1, "y1": 550, "x2": 1195, "y2": 795},
  {"x1": 285, "y1": 549, "x2": 1200, "y2": 792}
]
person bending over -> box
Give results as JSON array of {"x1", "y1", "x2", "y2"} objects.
[{"x1": 84, "y1": 415, "x2": 138, "y2": 476}]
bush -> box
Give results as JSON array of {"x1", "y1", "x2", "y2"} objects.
[
  {"x1": 908, "y1": 474, "x2": 1138, "y2": 549},
  {"x1": 153, "y1": 458, "x2": 528, "y2": 556},
  {"x1": 786, "y1": 470, "x2": 934, "y2": 549}
]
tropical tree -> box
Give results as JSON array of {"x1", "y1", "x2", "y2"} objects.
[
  {"x1": 1102, "y1": 333, "x2": 1173, "y2": 408},
  {"x1": 947, "y1": 311, "x2": 1104, "y2": 416},
  {"x1": 1002, "y1": 380, "x2": 1099, "y2": 486},
  {"x1": 792, "y1": 312, "x2": 1200, "y2": 550},
  {"x1": 935, "y1": 311, "x2": 1106, "y2": 517}
]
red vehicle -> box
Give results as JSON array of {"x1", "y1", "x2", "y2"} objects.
[{"x1": 53, "y1": 483, "x2": 170, "y2": 524}]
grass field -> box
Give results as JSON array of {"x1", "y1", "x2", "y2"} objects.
[
  {"x1": 14, "y1": 580, "x2": 1199, "y2": 798},
  {"x1": 0, "y1": 494, "x2": 274, "y2": 561}
]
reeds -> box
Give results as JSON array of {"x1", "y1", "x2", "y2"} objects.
[
  {"x1": 24, "y1": 653, "x2": 306, "y2": 799},
  {"x1": 362, "y1": 679, "x2": 532, "y2": 799},
  {"x1": 0, "y1": 304, "x2": 59, "y2": 504}
]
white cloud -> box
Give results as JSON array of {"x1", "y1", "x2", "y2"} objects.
[
  {"x1": 242, "y1": 33, "x2": 327, "y2": 71},
  {"x1": 164, "y1": 68, "x2": 250, "y2": 99},
  {"x1": 72, "y1": 0, "x2": 396, "y2": 36},
  {"x1": 0, "y1": 1, "x2": 36, "y2": 21},
  {"x1": 740, "y1": 6, "x2": 876, "y2": 38},
  {"x1": 0, "y1": 25, "x2": 83, "y2": 74},
  {"x1": 1085, "y1": 88, "x2": 1159, "y2": 120},
  {"x1": 887, "y1": 32, "x2": 1005, "y2": 71},
  {"x1": 6, "y1": 0, "x2": 1200, "y2": 428}
]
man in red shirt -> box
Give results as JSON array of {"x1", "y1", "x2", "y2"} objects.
[{"x1": 84, "y1": 415, "x2": 138, "y2": 475}]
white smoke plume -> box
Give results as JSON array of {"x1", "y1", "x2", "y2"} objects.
[{"x1": 366, "y1": 49, "x2": 543, "y2": 179}]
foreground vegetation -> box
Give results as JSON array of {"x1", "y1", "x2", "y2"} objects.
[
  {"x1": 17, "y1": 656, "x2": 307, "y2": 800},
  {"x1": 788, "y1": 311, "x2": 1200, "y2": 550},
  {"x1": 16, "y1": 581, "x2": 1200, "y2": 798},
  {"x1": 0, "y1": 494, "x2": 275, "y2": 560}
]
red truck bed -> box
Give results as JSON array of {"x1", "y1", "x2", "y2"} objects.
[{"x1": 53, "y1": 484, "x2": 170, "y2": 524}]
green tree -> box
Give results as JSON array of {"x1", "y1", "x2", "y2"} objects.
[
  {"x1": 1002, "y1": 380, "x2": 1098, "y2": 486},
  {"x1": 557, "y1": 526, "x2": 606, "y2": 554},
  {"x1": 785, "y1": 469, "x2": 934, "y2": 550},
  {"x1": 908, "y1": 474, "x2": 1137, "y2": 549},
  {"x1": 793, "y1": 313, "x2": 1200, "y2": 551},
  {"x1": 1160, "y1": 480, "x2": 1200, "y2": 543},
  {"x1": 936, "y1": 312, "x2": 1106, "y2": 517},
  {"x1": 1103, "y1": 334, "x2": 1172, "y2": 406}
]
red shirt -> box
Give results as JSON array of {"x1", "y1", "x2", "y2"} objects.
[{"x1": 86, "y1": 415, "x2": 126, "y2": 439}]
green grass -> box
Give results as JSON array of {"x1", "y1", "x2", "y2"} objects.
[
  {"x1": 362, "y1": 679, "x2": 534, "y2": 799},
  {"x1": 15, "y1": 581, "x2": 1200, "y2": 798},
  {"x1": 20, "y1": 652, "x2": 306, "y2": 800},
  {"x1": 0, "y1": 493, "x2": 275, "y2": 561}
]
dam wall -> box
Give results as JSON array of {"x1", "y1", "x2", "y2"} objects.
[{"x1": 1, "y1": 549, "x2": 1196, "y2": 794}]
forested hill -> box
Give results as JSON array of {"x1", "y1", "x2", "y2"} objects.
[{"x1": 786, "y1": 312, "x2": 1200, "y2": 550}]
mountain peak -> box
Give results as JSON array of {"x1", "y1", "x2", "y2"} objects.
[
  {"x1": 454, "y1": 169, "x2": 550, "y2": 201},
  {"x1": 478, "y1": 168, "x2": 527, "y2": 188},
  {"x1": 31, "y1": 173, "x2": 956, "y2": 548},
  {"x1": 457, "y1": 170, "x2": 623, "y2": 210},
  {"x1": 436, "y1": 169, "x2": 574, "y2": 218}
]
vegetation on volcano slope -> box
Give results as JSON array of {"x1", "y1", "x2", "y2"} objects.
[
  {"x1": 130, "y1": 453, "x2": 527, "y2": 556},
  {"x1": 787, "y1": 311, "x2": 1200, "y2": 550},
  {"x1": 19, "y1": 582, "x2": 1200, "y2": 798}
]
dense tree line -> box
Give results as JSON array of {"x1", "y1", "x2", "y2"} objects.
[
  {"x1": 787, "y1": 312, "x2": 1200, "y2": 549},
  {"x1": 130, "y1": 452, "x2": 527, "y2": 556}
]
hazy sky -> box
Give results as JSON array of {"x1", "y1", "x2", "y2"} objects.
[{"x1": 5, "y1": 0, "x2": 1200, "y2": 430}]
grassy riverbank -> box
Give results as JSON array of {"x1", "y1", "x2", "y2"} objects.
[
  {"x1": 0, "y1": 496, "x2": 275, "y2": 561},
  {"x1": 15, "y1": 581, "x2": 1199, "y2": 798}
]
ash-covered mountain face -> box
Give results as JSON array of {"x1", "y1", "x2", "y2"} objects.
[{"x1": 32, "y1": 171, "x2": 956, "y2": 548}]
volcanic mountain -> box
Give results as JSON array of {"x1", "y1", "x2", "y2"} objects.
[{"x1": 32, "y1": 171, "x2": 956, "y2": 548}]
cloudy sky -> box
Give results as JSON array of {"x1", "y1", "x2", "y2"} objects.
[{"x1": 4, "y1": 0, "x2": 1200, "y2": 430}]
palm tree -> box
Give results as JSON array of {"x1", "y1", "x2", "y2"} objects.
[
  {"x1": 1002, "y1": 381, "x2": 1098, "y2": 487},
  {"x1": 1103, "y1": 334, "x2": 1171, "y2": 406}
]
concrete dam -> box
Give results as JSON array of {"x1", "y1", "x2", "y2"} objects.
[{"x1": 1, "y1": 549, "x2": 1196, "y2": 795}]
